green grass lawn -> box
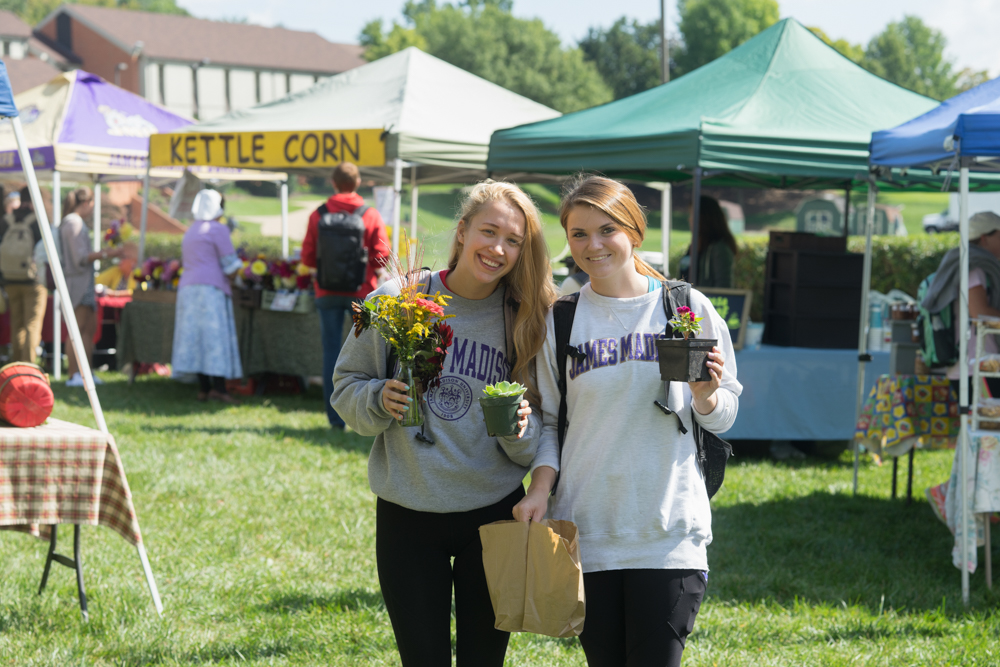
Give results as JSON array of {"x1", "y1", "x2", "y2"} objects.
[{"x1": 3, "y1": 375, "x2": 1000, "y2": 665}]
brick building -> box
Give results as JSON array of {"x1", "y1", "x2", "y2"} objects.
[
  {"x1": 29, "y1": 4, "x2": 365, "y2": 120},
  {"x1": 0, "y1": 10, "x2": 71, "y2": 93}
]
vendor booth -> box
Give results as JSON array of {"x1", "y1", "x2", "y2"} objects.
[
  {"x1": 145, "y1": 46, "x2": 560, "y2": 257},
  {"x1": 487, "y1": 19, "x2": 944, "y2": 450},
  {"x1": 0, "y1": 61, "x2": 163, "y2": 619},
  {"x1": 870, "y1": 75, "x2": 1000, "y2": 605}
]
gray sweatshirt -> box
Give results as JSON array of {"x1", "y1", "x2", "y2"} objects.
[
  {"x1": 530, "y1": 284, "x2": 741, "y2": 573},
  {"x1": 332, "y1": 271, "x2": 541, "y2": 513}
]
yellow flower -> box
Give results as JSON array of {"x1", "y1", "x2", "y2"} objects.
[
  {"x1": 152, "y1": 266, "x2": 163, "y2": 279},
  {"x1": 120, "y1": 223, "x2": 134, "y2": 241},
  {"x1": 251, "y1": 259, "x2": 267, "y2": 276},
  {"x1": 296, "y1": 262, "x2": 312, "y2": 276}
]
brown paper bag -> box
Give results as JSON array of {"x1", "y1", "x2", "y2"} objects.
[{"x1": 479, "y1": 518, "x2": 586, "y2": 638}]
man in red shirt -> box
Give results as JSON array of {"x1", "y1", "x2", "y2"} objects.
[{"x1": 302, "y1": 162, "x2": 389, "y2": 429}]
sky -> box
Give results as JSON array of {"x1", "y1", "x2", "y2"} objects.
[{"x1": 177, "y1": 0, "x2": 1000, "y2": 76}]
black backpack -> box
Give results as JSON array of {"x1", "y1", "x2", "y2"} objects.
[
  {"x1": 552, "y1": 280, "x2": 732, "y2": 498},
  {"x1": 315, "y1": 203, "x2": 370, "y2": 292}
]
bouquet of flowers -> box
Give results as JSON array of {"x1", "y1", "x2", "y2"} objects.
[
  {"x1": 350, "y1": 249, "x2": 454, "y2": 427},
  {"x1": 103, "y1": 219, "x2": 134, "y2": 247},
  {"x1": 668, "y1": 306, "x2": 703, "y2": 340}
]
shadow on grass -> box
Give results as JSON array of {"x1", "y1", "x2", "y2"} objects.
[
  {"x1": 710, "y1": 490, "x2": 1000, "y2": 614},
  {"x1": 258, "y1": 588, "x2": 385, "y2": 615},
  {"x1": 53, "y1": 375, "x2": 331, "y2": 418},
  {"x1": 138, "y1": 423, "x2": 372, "y2": 453}
]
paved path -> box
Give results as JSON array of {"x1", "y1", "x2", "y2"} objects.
[{"x1": 241, "y1": 199, "x2": 324, "y2": 241}]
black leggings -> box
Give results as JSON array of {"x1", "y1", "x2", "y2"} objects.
[
  {"x1": 579, "y1": 569, "x2": 706, "y2": 667},
  {"x1": 376, "y1": 486, "x2": 525, "y2": 667},
  {"x1": 197, "y1": 374, "x2": 226, "y2": 394}
]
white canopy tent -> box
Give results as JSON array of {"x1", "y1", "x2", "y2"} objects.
[
  {"x1": 146, "y1": 47, "x2": 560, "y2": 255},
  {"x1": 0, "y1": 61, "x2": 162, "y2": 615}
]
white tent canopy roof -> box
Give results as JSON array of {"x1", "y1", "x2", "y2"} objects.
[{"x1": 172, "y1": 47, "x2": 561, "y2": 182}]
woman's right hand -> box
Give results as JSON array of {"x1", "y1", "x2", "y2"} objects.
[
  {"x1": 381, "y1": 379, "x2": 412, "y2": 421},
  {"x1": 512, "y1": 466, "x2": 557, "y2": 522}
]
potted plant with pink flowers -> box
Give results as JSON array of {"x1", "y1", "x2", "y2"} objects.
[{"x1": 655, "y1": 306, "x2": 717, "y2": 382}]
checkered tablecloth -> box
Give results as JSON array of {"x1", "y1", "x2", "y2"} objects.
[
  {"x1": 854, "y1": 374, "x2": 960, "y2": 461},
  {"x1": 0, "y1": 418, "x2": 143, "y2": 546}
]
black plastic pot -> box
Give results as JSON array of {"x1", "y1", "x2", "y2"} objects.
[
  {"x1": 655, "y1": 338, "x2": 718, "y2": 382},
  {"x1": 480, "y1": 393, "x2": 524, "y2": 437}
]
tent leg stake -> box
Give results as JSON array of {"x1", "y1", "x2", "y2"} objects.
[
  {"x1": 891, "y1": 456, "x2": 898, "y2": 499},
  {"x1": 906, "y1": 446, "x2": 915, "y2": 505}
]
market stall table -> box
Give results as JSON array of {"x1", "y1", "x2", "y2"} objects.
[
  {"x1": 855, "y1": 374, "x2": 960, "y2": 502},
  {"x1": 0, "y1": 417, "x2": 161, "y2": 619},
  {"x1": 728, "y1": 345, "x2": 890, "y2": 441},
  {"x1": 117, "y1": 297, "x2": 322, "y2": 379}
]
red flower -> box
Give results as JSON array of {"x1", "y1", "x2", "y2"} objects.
[
  {"x1": 415, "y1": 298, "x2": 445, "y2": 316},
  {"x1": 435, "y1": 322, "x2": 454, "y2": 350},
  {"x1": 676, "y1": 306, "x2": 692, "y2": 315}
]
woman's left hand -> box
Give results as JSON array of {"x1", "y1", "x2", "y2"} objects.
[
  {"x1": 689, "y1": 347, "x2": 724, "y2": 415},
  {"x1": 515, "y1": 400, "x2": 531, "y2": 439}
]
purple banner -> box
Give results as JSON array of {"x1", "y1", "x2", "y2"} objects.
[
  {"x1": 0, "y1": 145, "x2": 55, "y2": 172},
  {"x1": 57, "y1": 71, "x2": 191, "y2": 151}
]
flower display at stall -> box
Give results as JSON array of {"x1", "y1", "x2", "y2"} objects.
[
  {"x1": 668, "y1": 306, "x2": 704, "y2": 340},
  {"x1": 132, "y1": 256, "x2": 182, "y2": 291},
  {"x1": 233, "y1": 249, "x2": 315, "y2": 293}
]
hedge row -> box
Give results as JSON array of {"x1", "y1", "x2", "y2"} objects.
[
  {"x1": 140, "y1": 232, "x2": 289, "y2": 264},
  {"x1": 670, "y1": 233, "x2": 959, "y2": 322}
]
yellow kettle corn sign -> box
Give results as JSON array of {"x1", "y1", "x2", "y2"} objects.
[{"x1": 148, "y1": 129, "x2": 385, "y2": 169}]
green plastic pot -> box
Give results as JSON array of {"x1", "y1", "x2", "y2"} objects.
[
  {"x1": 655, "y1": 338, "x2": 717, "y2": 382},
  {"x1": 480, "y1": 392, "x2": 524, "y2": 437}
]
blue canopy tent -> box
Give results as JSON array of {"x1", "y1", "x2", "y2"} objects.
[
  {"x1": 870, "y1": 76, "x2": 1000, "y2": 606},
  {"x1": 0, "y1": 61, "x2": 162, "y2": 616}
]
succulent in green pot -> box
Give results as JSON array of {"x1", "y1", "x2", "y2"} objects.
[{"x1": 480, "y1": 381, "x2": 525, "y2": 437}]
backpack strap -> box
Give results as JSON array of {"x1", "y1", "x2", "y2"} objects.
[
  {"x1": 654, "y1": 280, "x2": 691, "y2": 435},
  {"x1": 314, "y1": 203, "x2": 329, "y2": 259},
  {"x1": 503, "y1": 287, "x2": 519, "y2": 373},
  {"x1": 552, "y1": 293, "x2": 583, "y2": 494},
  {"x1": 354, "y1": 205, "x2": 370, "y2": 218}
]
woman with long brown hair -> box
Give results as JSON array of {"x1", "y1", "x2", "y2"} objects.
[
  {"x1": 332, "y1": 180, "x2": 556, "y2": 666},
  {"x1": 60, "y1": 186, "x2": 124, "y2": 386},
  {"x1": 682, "y1": 195, "x2": 738, "y2": 288},
  {"x1": 514, "y1": 175, "x2": 741, "y2": 666}
]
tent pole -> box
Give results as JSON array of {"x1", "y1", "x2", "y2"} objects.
[
  {"x1": 52, "y1": 170, "x2": 61, "y2": 381},
  {"x1": 661, "y1": 184, "x2": 671, "y2": 276},
  {"x1": 138, "y1": 164, "x2": 150, "y2": 264},
  {"x1": 843, "y1": 184, "x2": 852, "y2": 235},
  {"x1": 392, "y1": 159, "x2": 403, "y2": 255},
  {"x1": 410, "y1": 165, "x2": 418, "y2": 241},
  {"x1": 92, "y1": 180, "x2": 101, "y2": 273},
  {"x1": 959, "y1": 163, "x2": 971, "y2": 606},
  {"x1": 853, "y1": 181, "x2": 877, "y2": 495},
  {"x1": 690, "y1": 168, "x2": 702, "y2": 285},
  {"x1": 280, "y1": 179, "x2": 289, "y2": 259}
]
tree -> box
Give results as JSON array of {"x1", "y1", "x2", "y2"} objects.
[
  {"x1": 808, "y1": 27, "x2": 863, "y2": 64},
  {"x1": 675, "y1": 0, "x2": 779, "y2": 74},
  {"x1": 360, "y1": 1, "x2": 612, "y2": 113},
  {"x1": 861, "y1": 16, "x2": 958, "y2": 101},
  {"x1": 579, "y1": 17, "x2": 665, "y2": 100},
  {"x1": 0, "y1": 0, "x2": 188, "y2": 25}
]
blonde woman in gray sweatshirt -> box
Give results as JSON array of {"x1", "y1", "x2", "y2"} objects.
[
  {"x1": 514, "y1": 176, "x2": 742, "y2": 667},
  {"x1": 332, "y1": 181, "x2": 556, "y2": 667}
]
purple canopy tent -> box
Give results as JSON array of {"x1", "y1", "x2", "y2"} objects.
[{"x1": 0, "y1": 61, "x2": 163, "y2": 616}]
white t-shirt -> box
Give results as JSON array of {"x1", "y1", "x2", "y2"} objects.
[
  {"x1": 948, "y1": 267, "x2": 999, "y2": 380},
  {"x1": 530, "y1": 283, "x2": 742, "y2": 573}
]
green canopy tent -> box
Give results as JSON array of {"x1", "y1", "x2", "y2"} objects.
[
  {"x1": 490, "y1": 18, "x2": 988, "y2": 491},
  {"x1": 488, "y1": 18, "x2": 947, "y2": 282}
]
